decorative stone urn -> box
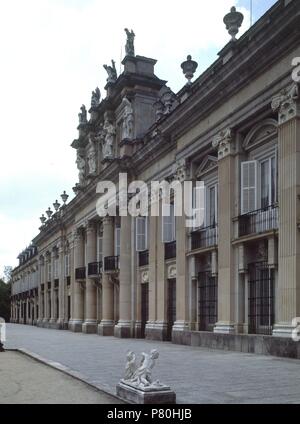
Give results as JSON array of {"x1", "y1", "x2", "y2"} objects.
[
  {"x1": 223, "y1": 6, "x2": 244, "y2": 41},
  {"x1": 181, "y1": 55, "x2": 198, "y2": 85}
]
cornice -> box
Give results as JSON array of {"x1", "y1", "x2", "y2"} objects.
[{"x1": 158, "y1": 2, "x2": 300, "y2": 140}]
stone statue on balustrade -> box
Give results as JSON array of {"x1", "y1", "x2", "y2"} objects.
[
  {"x1": 91, "y1": 87, "x2": 101, "y2": 109},
  {"x1": 103, "y1": 60, "x2": 117, "y2": 84},
  {"x1": 121, "y1": 97, "x2": 134, "y2": 140},
  {"x1": 78, "y1": 104, "x2": 88, "y2": 125},
  {"x1": 87, "y1": 135, "x2": 97, "y2": 175},
  {"x1": 125, "y1": 28, "x2": 135, "y2": 57},
  {"x1": 76, "y1": 153, "x2": 86, "y2": 185},
  {"x1": 102, "y1": 119, "x2": 116, "y2": 160}
]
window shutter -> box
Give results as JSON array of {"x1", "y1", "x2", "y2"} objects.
[
  {"x1": 136, "y1": 217, "x2": 147, "y2": 252},
  {"x1": 241, "y1": 161, "x2": 257, "y2": 214},
  {"x1": 162, "y1": 203, "x2": 175, "y2": 243}
]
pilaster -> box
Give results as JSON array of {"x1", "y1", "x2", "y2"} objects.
[
  {"x1": 212, "y1": 128, "x2": 236, "y2": 334},
  {"x1": 271, "y1": 83, "x2": 300, "y2": 337}
]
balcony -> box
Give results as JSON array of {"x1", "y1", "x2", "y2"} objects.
[
  {"x1": 75, "y1": 267, "x2": 86, "y2": 280},
  {"x1": 88, "y1": 262, "x2": 103, "y2": 277},
  {"x1": 165, "y1": 241, "x2": 176, "y2": 260},
  {"x1": 191, "y1": 225, "x2": 218, "y2": 251},
  {"x1": 139, "y1": 250, "x2": 149, "y2": 267},
  {"x1": 104, "y1": 256, "x2": 119, "y2": 272},
  {"x1": 238, "y1": 205, "x2": 278, "y2": 237}
]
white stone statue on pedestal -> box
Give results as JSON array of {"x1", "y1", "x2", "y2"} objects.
[
  {"x1": 123, "y1": 349, "x2": 163, "y2": 390},
  {"x1": 103, "y1": 119, "x2": 116, "y2": 160},
  {"x1": 122, "y1": 97, "x2": 134, "y2": 140}
]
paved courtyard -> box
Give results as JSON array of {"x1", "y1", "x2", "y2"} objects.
[
  {"x1": 0, "y1": 350, "x2": 122, "y2": 404},
  {"x1": 4, "y1": 324, "x2": 300, "y2": 404}
]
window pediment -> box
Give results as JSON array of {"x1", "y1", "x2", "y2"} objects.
[
  {"x1": 195, "y1": 155, "x2": 218, "y2": 179},
  {"x1": 243, "y1": 119, "x2": 278, "y2": 151}
]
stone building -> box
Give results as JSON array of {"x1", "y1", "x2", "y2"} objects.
[{"x1": 11, "y1": 1, "x2": 300, "y2": 353}]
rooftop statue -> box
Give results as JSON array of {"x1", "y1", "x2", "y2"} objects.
[
  {"x1": 125, "y1": 28, "x2": 135, "y2": 57},
  {"x1": 78, "y1": 104, "x2": 87, "y2": 125},
  {"x1": 91, "y1": 87, "x2": 101, "y2": 108},
  {"x1": 103, "y1": 60, "x2": 117, "y2": 84}
]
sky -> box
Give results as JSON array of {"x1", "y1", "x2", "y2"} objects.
[{"x1": 0, "y1": 0, "x2": 277, "y2": 276}]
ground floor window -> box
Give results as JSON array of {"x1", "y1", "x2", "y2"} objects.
[
  {"x1": 198, "y1": 272, "x2": 218, "y2": 332},
  {"x1": 248, "y1": 262, "x2": 274, "y2": 335},
  {"x1": 167, "y1": 279, "x2": 176, "y2": 341},
  {"x1": 141, "y1": 283, "x2": 149, "y2": 339}
]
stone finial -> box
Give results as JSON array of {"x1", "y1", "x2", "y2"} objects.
[
  {"x1": 125, "y1": 28, "x2": 135, "y2": 57},
  {"x1": 223, "y1": 6, "x2": 244, "y2": 41},
  {"x1": 213, "y1": 128, "x2": 234, "y2": 160},
  {"x1": 271, "y1": 83, "x2": 299, "y2": 125},
  {"x1": 181, "y1": 55, "x2": 198, "y2": 85},
  {"x1": 103, "y1": 60, "x2": 117, "y2": 84}
]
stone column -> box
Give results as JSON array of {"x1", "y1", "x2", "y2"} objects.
[
  {"x1": 213, "y1": 129, "x2": 236, "y2": 334},
  {"x1": 272, "y1": 83, "x2": 300, "y2": 337},
  {"x1": 43, "y1": 255, "x2": 49, "y2": 325},
  {"x1": 115, "y1": 215, "x2": 132, "y2": 338},
  {"x1": 98, "y1": 217, "x2": 115, "y2": 336},
  {"x1": 173, "y1": 161, "x2": 190, "y2": 339},
  {"x1": 145, "y1": 216, "x2": 158, "y2": 338},
  {"x1": 37, "y1": 258, "x2": 43, "y2": 325},
  {"x1": 69, "y1": 228, "x2": 85, "y2": 332},
  {"x1": 49, "y1": 250, "x2": 56, "y2": 326},
  {"x1": 151, "y1": 202, "x2": 169, "y2": 341},
  {"x1": 83, "y1": 222, "x2": 98, "y2": 334},
  {"x1": 57, "y1": 242, "x2": 65, "y2": 329}
]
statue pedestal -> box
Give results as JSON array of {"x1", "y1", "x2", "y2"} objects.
[{"x1": 116, "y1": 381, "x2": 176, "y2": 405}]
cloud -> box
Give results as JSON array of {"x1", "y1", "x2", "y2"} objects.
[{"x1": 0, "y1": 0, "x2": 251, "y2": 271}]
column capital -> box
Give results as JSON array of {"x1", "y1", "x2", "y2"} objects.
[
  {"x1": 86, "y1": 221, "x2": 97, "y2": 235},
  {"x1": 271, "y1": 83, "x2": 299, "y2": 125},
  {"x1": 173, "y1": 158, "x2": 191, "y2": 182},
  {"x1": 103, "y1": 216, "x2": 114, "y2": 226},
  {"x1": 212, "y1": 128, "x2": 235, "y2": 160}
]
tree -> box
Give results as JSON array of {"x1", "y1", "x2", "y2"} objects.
[{"x1": 0, "y1": 279, "x2": 11, "y2": 322}]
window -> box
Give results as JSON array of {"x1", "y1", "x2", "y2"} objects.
[
  {"x1": 136, "y1": 217, "x2": 148, "y2": 252},
  {"x1": 193, "y1": 183, "x2": 217, "y2": 229},
  {"x1": 64, "y1": 253, "x2": 70, "y2": 278},
  {"x1": 162, "y1": 203, "x2": 176, "y2": 243},
  {"x1": 260, "y1": 157, "x2": 277, "y2": 208},
  {"x1": 115, "y1": 224, "x2": 120, "y2": 257},
  {"x1": 47, "y1": 262, "x2": 51, "y2": 282},
  {"x1": 97, "y1": 233, "x2": 103, "y2": 263},
  {"x1": 241, "y1": 156, "x2": 277, "y2": 214},
  {"x1": 54, "y1": 258, "x2": 59, "y2": 279}
]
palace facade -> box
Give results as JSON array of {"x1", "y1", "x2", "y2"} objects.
[{"x1": 11, "y1": 1, "x2": 300, "y2": 354}]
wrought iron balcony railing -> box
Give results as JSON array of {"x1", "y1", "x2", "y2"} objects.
[
  {"x1": 165, "y1": 241, "x2": 176, "y2": 260},
  {"x1": 88, "y1": 262, "x2": 103, "y2": 276},
  {"x1": 104, "y1": 256, "x2": 119, "y2": 272},
  {"x1": 75, "y1": 267, "x2": 86, "y2": 280},
  {"x1": 238, "y1": 205, "x2": 278, "y2": 237},
  {"x1": 191, "y1": 225, "x2": 218, "y2": 251},
  {"x1": 139, "y1": 250, "x2": 149, "y2": 267}
]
